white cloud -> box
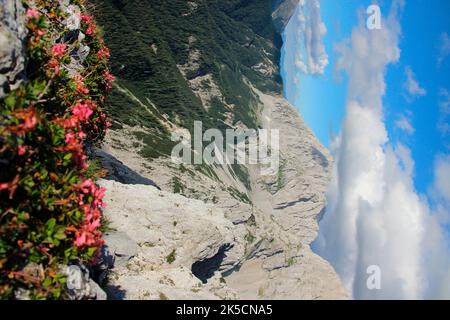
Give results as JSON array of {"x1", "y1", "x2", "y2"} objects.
[
  {"x1": 433, "y1": 155, "x2": 450, "y2": 203},
  {"x1": 438, "y1": 89, "x2": 450, "y2": 136},
  {"x1": 425, "y1": 155, "x2": 450, "y2": 299},
  {"x1": 313, "y1": 1, "x2": 450, "y2": 299},
  {"x1": 403, "y1": 66, "x2": 426, "y2": 101},
  {"x1": 395, "y1": 113, "x2": 415, "y2": 135},
  {"x1": 293, "y1": 0, "x2": 329, "y2": 75},
  {"x1": 438, "y1": 32, "x2": 450, "y2": 66}
]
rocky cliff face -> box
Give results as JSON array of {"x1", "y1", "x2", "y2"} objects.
[{"x1": 0, "y1": 0, "x2": 26, "y2": 97}]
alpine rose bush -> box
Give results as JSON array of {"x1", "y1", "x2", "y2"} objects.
[{"x1": 0, "y1": 0, "x2": 114, "y2": 299}]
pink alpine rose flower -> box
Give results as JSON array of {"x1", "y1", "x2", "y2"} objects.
[
  {"x1": 81, "y1": 15, "x2": 94, "y2": 24},
  {"x1": 35, "y1": 29, "x2": 45, "y2": 37},
  {"x1": 72, "y1": 103, "x2": 93, "y2": 121},
  {"x1": 26, "y1": 8, "x2": 40, "y2": 19},
  {"x1": 74, "y1": 74, "x2": 90, "y2": 94},
  {"x1": 74, "y1": 232, "x2": 88, "y2": 247},
  {"x1": 51, "y1": 44, "x2": 67, "y2": 58},
  {"x1": 65, "y1": 132, "x2": 76, "y2": 144},
  {"x1": 17, "y1": 145, "x2": 28, "y2": 156},
  {"x1": 97, "y1": 48, "x2": 110, "y2": 60},
  {"x1": 86, "y1": 25, "x2": 96, "y2": 36},
  {"x1": 103, "y1": 71, "x2": 116, "y2": 90}
]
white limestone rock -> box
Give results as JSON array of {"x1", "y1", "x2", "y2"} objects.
[
  {"x1": 99, "y1": 179, "x2": 240, "y2": 300},
  {"x1": 0, "y1": 0, "x2": 26, "y2": 97},
  {"x1": 63, "y1": 265, "x2": 107, "y2": 300}
]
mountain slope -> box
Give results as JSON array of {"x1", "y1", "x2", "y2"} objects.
[{"x1": 89, "y1": 0, "x2": 348, "y2": 299}]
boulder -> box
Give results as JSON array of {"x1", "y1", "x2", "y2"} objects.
[
  {"x1": 0, "y1": 0, "x2": 26, "y2": 97},
  {"x1": 63, "y1": 265, "x2": 107, "y2": 300}
]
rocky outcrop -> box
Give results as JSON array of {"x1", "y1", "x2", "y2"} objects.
[
  {"x1": 63, "y1": 265, "x2": 107, "y2": 300},
  {"x1": 0, "y1": 0, "x2": 26, "y2": 97},
  {"x1": 0, "y1": 0, "x2": 93, "y2": 98},
  {"x1": 272, "y1": 0, "x2": 300, "y2": 32}
]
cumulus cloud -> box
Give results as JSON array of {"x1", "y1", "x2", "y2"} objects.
[
  {"x1": 438, "y1": 32, "x2": 450, "y2": 66},
  {"x1": 432, "y1": 155, "x2": 450, "y2": 203},
  {"x1": 294, "y1": 0, "x2": 328, "y2": 75},
  {"x1": 425, "y1": 155, "x2": 450, "y2": 298},
  {"x1": 313, "y1": 1, "x2": 450, "y2": 299},
  {"x1": 395, "y1": 113, "x2": 415, "y2": 135},
  {"x1": 403, "y1": 66, "x2": 426, "y2": 101}
]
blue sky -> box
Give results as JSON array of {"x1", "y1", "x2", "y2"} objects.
[
  {"x1": 281, "y1": 0, "x2": 450, "y2": 299},
  {"x1": 281, "y1": 0, "x2": 450, "y2": 197}
]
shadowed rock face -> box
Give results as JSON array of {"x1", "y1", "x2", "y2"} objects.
[
  {"x1": 96, "y1": 150, "x2": 160, "y2": 188},
  {"x1": 191, "y1": 244, "x2": 230, "y2": 284}
]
